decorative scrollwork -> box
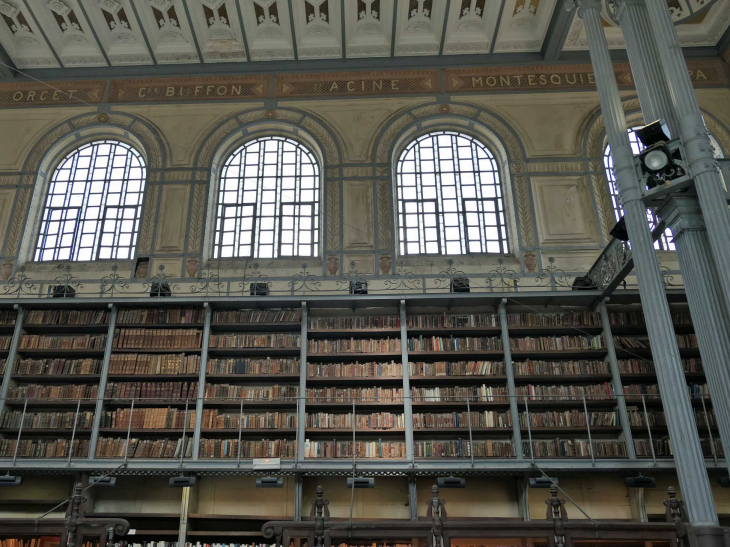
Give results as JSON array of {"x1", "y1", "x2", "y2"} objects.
[
  {"x1": 50, "y1": 264, "x2": 83, "y2": 296},
  {"x1": 434, "y1": 259, "x2": 468, "y2": 290},
  {"x1": 659, "y1": 264, "x2": 677, "y2": 287},
  {"x1": 335, "y1": 261, "x2": 368, "y2": 292},
  {"x1": 536, "y1": 257, "x2": 574, "y2": 290},
  {"x1": 485, "y1": 258, "x2": 519, "y2": 292},
  {"x1": 289, "y1": 263, "x2": 322, "y2": 294},
  {"x1": 384, "y1": 260, "x2": 423, "y2": 292},
  {"x1": 191, "y1": 263, "x2": 224, "y2": 296},
  {"x1": 143, "y1": 265, "x2": 181, "y2": 295},
  {"x1": 0, "y1": 266, "x2": 37, "y2": 296},
  {"x1": 238, "y1": 262, "x2": 272, "y2": 296},
  {"x1": 100, "y1": 265, "x2": 129, "y2": 297}
]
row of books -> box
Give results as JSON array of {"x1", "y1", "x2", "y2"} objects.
[
  {"x1": 507, "y1": 312, "x2": 601, "y2": 327},
  {"x1": 513, "y1": 360, "x2": 609, "y2": 376},
  {"x1": 306, "y1": 412, "x2": 405, "y2": 430},
  {"x1": 14, "y1": 358, "x2": 102, "y2": 376},
  {"x1": 523, "y1": 439, "x2": 628, "y2": 458},
  {"x1": 309, "y1": 316, "x2": 399, "y2": 330},
  {"x1": 0, "y1": 310, "x2": 16, "y2": 324},
  {"x1": 199, "y1": 439, "x2": 296, "y2": 458},
  {"x1": 100, "y1": 408, "x2": 194, "y2": 429},
  {"x1": 18, "y1": 334, "x2": 106, "y2": 350},
  {"x1": 514, "y1": 383, "x2": 612, "y2": 400},
  {"x1": 109, "y1": 353, "x2": 201, "y2": 375},
  {"x1": 519, "y1": 411, "x2": 617, "y2": 428},
  {"x1": 408, "y1": 336, "x2": 502, "y2": 352},
  {"x1": 117, "y1": 307, "x2": 204, "y2": 325},
  {"x1": 608, "y1": 311, "x2": 692, "y2": 326},
  {"x1": 306, "y1": 387, "x2": 402, "y2": 402},
  {"x1": 6, "y1": 384, "x2": 98, "y2": 400},
  {"x1": 96, "y1": 437, "x2": 192, "y2": 458},
  {"x1": 309, "y1": 361, "x2": 402, "y2": 378},
  {"x1": 308, "y1": 338, "x2": 400, "y2": 354},
  {"x1": 410, "y1": 361, "x2": 504, "y2": 377},
  {"x1": 627, "y1": 409, "x2": 716, "y2": 428},
  {"x1": 623, "y1": 384, "x2": 660, "y2": 397},
  {"x1": 207, "y1": 358, "x2": 299, "y2": 375},
  {"x1": 0, "y1": 336, "x2": 11, "y2": 350},
  {"x1": 203, "y1": 384, "x2": 298, "y2": 400},
  {"x1": 104, "y1": 381, "x2": 199, "y2": 400},
  {"x1": 199, "y1": 410, "x2": 296, "y2": 430},
  {"x1": 113, "y1": 329, "x2": 203, "y2": 350},
  {"x1": 0, "y1": 540, "x2": 67, "y2": 547},
  {"x1": 209, "y1": 334, "x2": 300, "y2": 349},
  {"x1": 509, "y1": 336, "x2": 605, "y2": 351},
  {"x1": 634, "y1": 438, "x2": 724, "y2": 458},
  {"x1": 613, "y1": 334, "x2": 698, "y2": 349},
  {"x1": 412, "y1": 411, "x2": 512, "y2": 429},
  {"x1": 25, "y1": 309, "x2": 109, "y2": 325},
  {"x1": 213, "y1": 309, "x2": 301, "y2": 324},
  {"x1": 407, "y1": 313, "x2": 499, "y2": 329},
  {"x1": 617, "y1": 358, "x2": 703, "y2": 374},
  {"x1": 304, "y1": 440, "x2": 406, "y2": 459},
  {"x1": 0, "y1": 410, "x2": 95, "y2": 429},
  {"x1": 411, "y1": 385, "x2": 508, "y2": 402},
  {"x1": 414, "y1": 440, "x2": 515, "y2": 458},
  {"x1": 0, "y1": 438, "x2": 89, "y2": 458}
]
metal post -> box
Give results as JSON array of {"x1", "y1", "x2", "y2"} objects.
[
  {"x1": 192, "y1": 303, "x2": 211, "y2": 460},
  {"x1": 123, "y1": 398, "x2": 134, "y2": 465},
  {"x1": 615, "y1": 0, "x2": 730, "y2": 478},
  {"x1": 466, "y1": 398, "x2": 474, "y2": 467},
  {"x1": 524, "y1": 396, "x2": 534, "y2": 463},
  {"x1": 180, "y1": 399, "x2": 189, "y2": 466},
  {"x1": 89, "y1": 303, "x2": 116, "y2": 460},
  {"x1": 641, "y1": 395, "x2": 656, "y2": 465},
  {"x1": 700, "y1": 397, "x2": 717, "y2": 465},
  {"x1": 582, "y1": 395, "x2": 594, "y2": 465},
  {"x1": 499, "y1": 299, "x2": 522, "y2": 459},
  {"x1": 0, "y1": 305, "x2": 24, "y2": 419},
  {"x1": 644, "y1": 0, "x2": 730, "y2": 317},
  {"x1": 408, "y1": 476, "x2": 418, "y2": 522},
  {"x1": 12, "y1": 398, "x2": 27, "y2": 466},
  {"x1": 571, "y1": 0, "x2": 719, "y2": 527},
  {"x1": 67, "y1": 399, "x2": 81, "y2": 465},
  {"x1": 399, "y1": 300, "x2": 415, "y2": 463},
  {"x1": 297, "y1": 302, "x2": 308, "y2": 462},
  {"x1": 294, "y1": 474, "x2": 303, "y2": 521},
  {"x1": 237, "y1": 399, "x2": 243, "y2": 467},
  {"x1": 598, "y1": 300, "x2": 636, "y2": 459}
]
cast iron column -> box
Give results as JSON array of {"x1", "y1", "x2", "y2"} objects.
[
  {"x1": 644, "y1": 0, "x2": 730, "y2": 314},
  {"x1": 615, "y1": 0, "x2": 730, "y2": 475},
  {"x1": 570, "y1": 0, "x2": 718, "y2": 526}
]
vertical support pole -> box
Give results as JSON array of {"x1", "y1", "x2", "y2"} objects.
[
  {"x1": 192, "y1": 303, "x2": 211, "y2": 460},
  {"x1": 12, "y1": 398, "x2": 27, "y2": 466},
  {"x1": 180, "y1": 398, "x2": 189, "y2": 466},
  {"x1": 123, "y1": 399, "x2": 134, "y2": 465},
  {"x1": 598, "y1": 299, "x2": 636, "y2": 459},
  {"x1": 297, "y1": 302, "x2": 308, "y2": 462},
  {"x1": 641, "y1": 395, "x2": 656, "y2": 464},
  {"x1": 572, "y1": 0, "x2": 719, "y2": 526},
  {"x1": 178, "y1": 484, "x2": 192, "y2": 547},
  {"x1": 399, "y1": 300, "x2": 414, "y2": 462},
  {"x1": 89, "y1": 304, "x2": 116, "y2": 460},
  {"x1": 524, "y1": 396, "x2": 534, "y2": 463},
  {"x1": 409, "y1": 476, "x2": 418, "y2": 522},
  {"x1": 0, "y1": 305, "x2": 24, "y2": 419},
  {"x1": 237, "y1": 399, "x2": 243, "y2": 468},
  {"x1": 582, "y1": 395, "x2": 594, "y2": 465},
  {"x1": 700, "y1": 397, "x2": 717, "y2": 465},
  {"x1": 67, "y1": 399, "x2": 81, "y2": 465},
  {"x1": 294, "y1": 474, "x2": 303, "y2": 521},
  {"x1": 499, "y1": 299, "x2": 522, "y2": 459},
  {"x1": 466, "y1": 399, "x2": 474, "y2": 467}
]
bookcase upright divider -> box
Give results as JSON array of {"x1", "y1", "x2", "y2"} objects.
[
  {"x1": 500, "y1": 299, "x2": 523, "y2": 460},
  {"x1": 400, "y1": 300, "x2": 414, "y2": 463},
  {"x1": 88, "y1": 303, "x2": 117, "y2": 460},
  {"x1": 297, "y1": 302, "x2": 308, "y2": 462},
  {"x1": 0, "y1": 305, "x2": 23, "y2": 419},
  {"x1": 192, "y1": 303, "x2": 212, "y2": 460}
]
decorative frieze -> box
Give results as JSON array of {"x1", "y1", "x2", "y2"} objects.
[
  {"x1": 108, "y1": 76, "x2": 269, "y2": 103},
  {"x1": 275, "y1": 70, "x2": 439, "y2": 98}
]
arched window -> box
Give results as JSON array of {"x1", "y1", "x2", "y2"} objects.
[
  {"x1": 34, "y1": 140, "x2": 146, "y2": 262},
  {"x1": 604, "y1": 128, "x2": 724, "y2": 251},
  {"x1": 396, "y1": 131, "x2": 509, "y2": 256},
  {"x1": 213, "y1": 137, "x2": 320, "y2": 259}
]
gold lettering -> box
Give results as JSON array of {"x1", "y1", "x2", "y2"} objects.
[
  {"x1": 194, "y1": 85, "x2": 203, "y2": 96},
  {"x1": 12, "y1": 91, "x2": 22, "y2": 102},
  {"x1": 515, "y1": 75, "x2": 524, "y2": 86},
  {"x1": 566, "y1": 74, "x2": 577, "y2": 85},
  {"x1": 39, "y1": 91, "x2": 48, "y2": 101},
  {"x1": 231, "y1": 84, "x2": 241, "y2": 96},
  {"x1": 67, "y1": 90, "x2": 77, "y2": 99},
  {"x1": 696, "y1": 69, "x2": 708, "y2": 81},
  {"x1": 138, "y1": 87, "x2": 147, "y2": 98},
  {"x1": 166, "y1": 87, "x2": 175, "y2": 97},
  {"x1": 550, "y1": 75, "x2": 561, "y2": 85},
  {"x1": 486, "y1": 76, "x2": 497, "y2": 87},
  {"x1": 26, "y1": 90, "x2": 35, "y2": 101},
  {"x1": 329, "y1": 82, "x2": 339, "y2": 91},
  {"x1": 217, "y1": 85, "x2": 227, "y2": 96},
  {"x1": 500, "y1": 76, "x2": 510, "y2": 87},
  {"x1": 587, "y1": 73, "x2": 595, "y2": 84},
  {"x1": 206, "y1": 85, "x2": 215, "y2": 96},
  {"x1": 53, "y1": 90, "x2": 60, "y2": 101},
  {"x1": 579, "y1": 73, "x2": 585, "y2": 84},
  {"x1": 391, "y1": 79, "x2": 399, "y2": 90},
  {"x1": 361, "y1": 80, "x2": 365, "y2": 91},
  {"x1": 471, "y1": 76, "x2": 484, "y2": 88},
  {"x1": 539, "y1": 75, "x2": 548, "y2": 86},
  {"x1": 528, "y1": 75, "x2": 537, "y2": 86},
  {"x1": 347, "y1": 81, "x2": 355, "y2": 92},
  {"x1": 372, "y1": 80, "x2": 383, "y2": 91}
]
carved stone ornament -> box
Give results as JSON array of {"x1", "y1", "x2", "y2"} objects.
[
  {"x1": 439, "y1": 104, "x2": 451, "y2": 114},
  {"x1": 186, "y1": 257, "x2": 199, "y2": 278},
  {"x1": 265, "y1": 109, "x2": 277, "y2": 119},
  {"x1": 135, "y1": 260, "x2": 149, "y2": 279},
  {"x1": 97, "y1": 112, "x2": 109, "y2": 123},
  {"x1": 379, "y1": 254, "x2": 392, "y2": 275},
  {"x1": 1, "y1": 261, "x2": 13, "y2": 280},
  {"x1": 326, "y1": 255, "x2": 339, "y2": 276},
  {"x1": 523, "y1": 252, "x2": 537, "y2": 272}
]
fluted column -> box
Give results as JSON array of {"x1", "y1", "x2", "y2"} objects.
[
  {"x1": 616, "y1": 0, "x2": 730, "y2": 477},
  {"x1": 572, "y1": 0, "x2": 718, "y2": 526},
  {"x1": 644, "y1": 0, "x2": 730, "y2": 317}
]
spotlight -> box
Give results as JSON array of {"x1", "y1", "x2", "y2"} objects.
[
  {"x1": 169, "y1": 475, "x2": 197, "y2": 488},
  {"x1": 635, "y1": 120, "x2": 684, "y2": 189},
  {"x1": 625, "y1": 476, "x2": 656, "y2": 488},
  {"x1": 437, "y1": 477, "x2": 466, "y2": 489},
  {"x1": 346, "y1": 477, "x2": 375, "y2": 489},
  {"x1": 609, "y1": 217, "x2": 629, "y2": 242},
  {"x1": 529, "y1": 477, "x2": 558, "y2": 489},
  {"x1": 256, "y1": 477, "x2": 283, "y2": 489},
  {"x1": 635, "y1": 120, "x2": 672, "y2": 148},
  {"x1": 0, "y1": 475, "x2": 22, "y2": 486},
  {"x1": 718, "y1": 477, "x2": 730, "y2": 488},
  {"x1": 88, "y1": 477, "x2": 116, "y2": 487}
]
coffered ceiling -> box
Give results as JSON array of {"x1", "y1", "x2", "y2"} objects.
[{"x1": 0, "y1": 0, "x2": 727, "y2": 77}]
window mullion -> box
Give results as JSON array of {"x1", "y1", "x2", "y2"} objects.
[
  {"x1": 72, "y1": 144, "x2": 99, "y2": 261},
  {"x1": 432, "y1": 135, "x2": 444, "y2": 256},
  {"x1": 451, "y1": 134, "x2": 467, "y2": 254}
]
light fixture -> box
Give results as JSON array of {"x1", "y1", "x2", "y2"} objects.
[
  {"x1": 529, "y1": 477, "x2": 558, "y2": 489},
  {"x1": 635, "y1": 120, "x2": 672, "y2": 148},
  {"x1": 88, "y1": 477, "x2": 116, "y2": 487},
  {"x1": 256, "y1": 477, "x2": 283, "y2": 489},
  {"x1": 347, "y1": 477, "x2": 375, "y2": 489},
  {"x1": 625, "y1": 476, "x2": 656, "y2": 488},
  {"x1": 635, "y1": 120, "x2": 683, "y2": 189},
  {"x1": 609, "y1": 217, "x2": 629, "y2": 242},
  {"x1": 437, "y1": 477, "x2": 466, "y2": 489},
  {"x1": 0, "y1": 475, "x2": 22, "y2": 486},
  {"x1": 169, "y1": 475, "x2": 197, "y2": 488}
]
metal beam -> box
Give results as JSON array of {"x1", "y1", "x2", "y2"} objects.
[{"x1": 542, "y1": 0, "x2": 575, "y2": 60}]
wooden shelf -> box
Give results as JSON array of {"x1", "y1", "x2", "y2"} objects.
[
  {"x1": 0, "y1": 428, "x2": 92, "y2": 434},
  {"x1": 410, "y1": 375, "x2": 508, "y2": 384},
  {"x1": 211, "y1": 322, "x2": 301, "y2": 332},
  {"x1": 107, "y1": 374, "x2": 200, "y2": 381},
  {"x1": 99, "y1": 428, "x2": 189, "y2": 435},
  {"x1": 305, "y1": 428, "x2": 405, "y2": 435},
  {"x1": 208, "y1": 348, "x2": 300, "y2": 357},
  {"x1": 413, "y1": 427, "x2": 513, "y2": 434},
  {"x1": 116, "y1": 323, "x2": 204, "y2": 329},
  {"x1": 104, "y1": 399, "x2": 196, "y2": 408},
  {"x1": 510, "y1": 349, "x2": 608, "y2": 359},
  {"x1": 411, "y1": 400, "x2": 509, "y2": 408},
  {"x1": 307, "y1": 401, "x2": 404, "y2": 409},
  {"x1": 186, "y1": 531, "x2": 265, "y2": 537},
  {"x1": 513, "y1": 374, "x2": 612, "y2": 383},
  {"x1": 112, "y1": 348, "x2": 202, "y2": 354},
  {"x1": 206, "y1": 374, "x2": 300, "y2": 382},
  {"x1": 14, "y1": 349, "x2": 104, "y2": 358},
  {"x1": 408, "y1": 350, "x2": 503, "y2": 359},
  {"x1": 306, "y1": 376, "x2": 403, "y2": 385},
  {"x1": 407, "y1": 326, "x2": 502, "y2": 335},
  {"x1": 4, "y1": 399, "x2": 96, "y2": 407},
  {"x1": 200, "y1": 428, "x2": 297, "y2": 435},
  {"x1": 203, "y1": 400, "x2": 297, "y2": 408},
  {"x1": 22, "y1": 324, "x2": 109, "y2": 334},
  {"x1": 90, "y1": 513, "x2": 181, "y2": 519},
  {"x1": 307, "y1": 329, "x2": 401, "y2": 338},
  {"x1": 307, "y1": 352, "x2": 401, "y2": 361},
  {"x1": 12, "y1": 374, "x2": 101, "y2": 383},
  {"x1": 507, "y1": 325, "x2": 605, "y2": 336}
]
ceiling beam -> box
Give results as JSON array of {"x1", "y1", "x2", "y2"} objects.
[
  {"x1": 541, "y1": 0, "x2": 575, "y2": 61},
  {"x1": 128, "y1": 0, "x2": 157, "y2": 65},
  {"x1": 287, "y1": 0, "x2": 298, "y2": 61},
  {"x1": 0, "y1": 43, "x2": 16, "y2": 79},
  {"x1": 717, "y1": 24, "x2": 730, "y2": 59}
]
